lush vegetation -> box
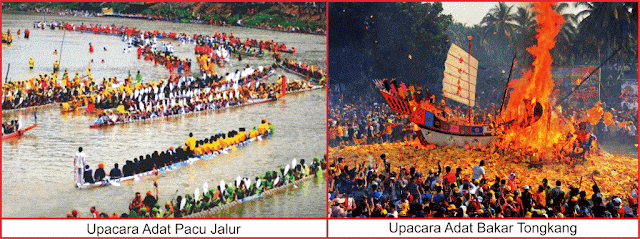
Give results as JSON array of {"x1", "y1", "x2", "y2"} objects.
[{"x1": 3, "y1": 2, "x2": 326, "y2": 31}]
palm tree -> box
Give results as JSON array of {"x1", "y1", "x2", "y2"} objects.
[
  {"x1": 553, "y1": 3, "x2": 577, "y2": 44},
  {"x1": 514, "y1": 7, "x2": 536, "y2": 33},
  {"x1": 575, "y1": 2, "x2": 637, "y2": 107},
  {"x1": 479, "y1": 2, "x2": 518, "y2": 66},
  {"x1": 513, "y1": 5, "x2": 537, "y2": 67},
  {"x1": 575, "y1": 2, "x2": 636, "y2": 59},
  {"x1": 480, "y1": 3, "x2": 517, "y2": 45},
  {"x1": 550, "y1": 2, "x2": 578, "y2": 65}
]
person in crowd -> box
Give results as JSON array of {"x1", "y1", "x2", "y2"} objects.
[
  {"x1": 109, "y1": 163, "x2": 122, "y2": 180},
  {"x1": 327, "y1": 154, "x2": 637, "y2": 218},
  {"x1": 129, "y1": 192, "x2": 143, "y2": 213},
  {"x1": 94, "y1": 163, "x2": 106, "y2": 181},
  {"x1": 74, "y1": 147, "x2": 87, "y2": 185},
  {"x1": 83, "y1": 165, "x2": 95, "y2": 184}
]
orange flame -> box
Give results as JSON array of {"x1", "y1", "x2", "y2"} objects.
[
  {"x1": 586, "y1": 101, "x2": 604, "y2": 125},
  {"x1": 498, "y1": 2, "x2": 568, "y2": 151},
  {"x1": 603, "y1": 112, "x2": 614, "y2": 126}
]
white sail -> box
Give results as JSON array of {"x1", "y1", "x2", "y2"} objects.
[{"x1": 442, "y1": 43, "x2": 478, "y2": 107}]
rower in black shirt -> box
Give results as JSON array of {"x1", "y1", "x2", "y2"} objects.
[
  {"x1": 109, "y1": 163, "x2": 122, "y2": 179},
  {"x1": 94, "y1": 163, "x2": 106, "y2": 181},
  {"x1": 123, "y1": 160, "x2": 134, "y2": 177},
  {"x1": 83, "y1": 165, "x2": 95, "y2": 184}
]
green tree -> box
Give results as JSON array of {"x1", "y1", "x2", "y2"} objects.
[
  {"x1": 576, "y1": 2, "x2": 637, "y2": 58},
  {"x1": 513, "y1": 5, "x2": 537, "y2": 68},
  {"x1": 575, "y1": 2, "x2": 638, "y2": 107},
  {"x1": 550, "y1": 3, "x2": 578, "y2": 66},
  {"x1": 480, "y1": 2, "x2": 518, "y2": 66}
]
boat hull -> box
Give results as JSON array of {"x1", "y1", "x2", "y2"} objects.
[
  {"x1": 377, "y1": 85, "x2": 497, "y2": 147},
  {"x1": 76, "y1": 133, "x2": 270, "y2": 189},
  {"x1": 88, "y1": 86, "x2": 323, "y2": 128},
  {"x1": 185, "y1": 174, "x2": 315, "y2": 218},
  {"x1": 278, "y1": 64, "x2": 318, "y2": 81},
  {"x1": 2, "y1": 123, "x2": 37, "y2": 140},
  {"x1": 417, "y1": 127, "x2": 495, "y2": 147}
]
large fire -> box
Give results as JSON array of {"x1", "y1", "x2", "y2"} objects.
[{"x1": 498, "y1": 2, "x2": 578, "y2": 152}]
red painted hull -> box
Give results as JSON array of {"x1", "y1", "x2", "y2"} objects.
[{"x1": 2, "y1": 123, "x2": 37, "y2": 140}]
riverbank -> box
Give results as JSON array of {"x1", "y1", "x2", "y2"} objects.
[{"x1": 2, "y1": 2, "x2": 326, "y2": 35}]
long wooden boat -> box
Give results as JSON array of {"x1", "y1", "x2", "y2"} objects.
[
  {"x1": 185, "y1": 174, "x2": 317, "y2": 218},
  {"x1": 375, "y1": 43, "x2": 542, "y2": 147},
  {"x1": 88, "y1": 85, "x2": 323, "y2": 128},
  {"x1": 236, "y1": 23, "x2": 326, "y2": 36},
  {"x1": 277, "y1": 64, "x2": 319, "y2": 82},
  {"x1": 76, "y1": 133, "x2": 271, "y2": 189},
  {"x1": 88, "y1": 97, "x2": 275, "y2": 128},
  {"x1": 2, "y1": 123, "x2": 37, "y2": 140},
  {"x1": 232, "y1": 51, "x2": 265, "y2": 59},
  {"x1": 376, "y1": 86, "x2": 499, "y2": 147}
]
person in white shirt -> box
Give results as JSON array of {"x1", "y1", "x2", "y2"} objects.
[
  {"x1": 74, "y1": 147, "x2": 87, "y2": 185},
  {"x1": 471, "y1": 160, "x2": 485, "y2": 181}
]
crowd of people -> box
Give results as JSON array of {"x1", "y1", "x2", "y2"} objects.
[
  {"x1": 328, "y1": 155, "x2": 638, "y2": 218},
  {"x1": 593, "y1": 107, "x2": 638, "y2": 145},
  {"x1": 327, "y1": 97, "x2": 637, "y2": 219},
  {"x1": 328, "y1": 102, "x2": 409, "y2": 148},
  {"x1": 6, "y1": 20, "x2": 324, "y2": 120},
  {"x1": 138, "y1": 46, "x2": 192, "y2": 76},
  {"x1": 2, "y1": 70, "x2": 98, "y2": 110},
  {"x1": 191, "y1": 31, "x2": 294, "y2": 58},
  {"x1": 67, "y1": 118, "x2": 328, "y2": 218},
  {"x1": 90, "y1": 64, "x2": 321, "y2": 127},
  {"x1": 36, "y1": 20, "x2": 295, "y2": 56},
  {"x1": 10, "y1": 2, "x2": 326, "y2": 34}
]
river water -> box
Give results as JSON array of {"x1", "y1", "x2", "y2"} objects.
[{"x1": 2, "y1": 13, "x2": 327, "y2": 218}]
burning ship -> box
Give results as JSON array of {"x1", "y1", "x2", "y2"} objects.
[
  {"x1": 375, "y1": 42, "x2": 543, "y2": 147},
  {"x1": 374, "y1": 2, "x2": 579, "y2": 149}
]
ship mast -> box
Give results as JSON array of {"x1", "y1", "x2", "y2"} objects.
[{"x1": 467, "y1": 36, "x2": 472, "y2": 124}]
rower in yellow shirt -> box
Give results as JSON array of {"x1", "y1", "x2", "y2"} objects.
[
  {"x1": 203, "y1": 140, "x2": 213, "y2": 154},
  {"x1": 258, "y1": 120, "x2": 269, "y2": 135},
  {"x1": 238, "y1": 128, "x2": 247, "y2": 142},
  {"x1": 212, "y1": 138, "x2": 221, "y2": 151},
  {"x1": 219, "y1": 135, "x2": 228, "y2": 149},
  {"x1": 194, "y1": 146, "x2": 203, "y2": 155},
  {"x1": 249, "y1": 127, "x2": 258, "y2": 139},
  {"x1": 185, "y1": 132, "x2": 196, "y2": 151},
  {"x1": 53, "y1": 60, "x2": 60, "y2": 73}
]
